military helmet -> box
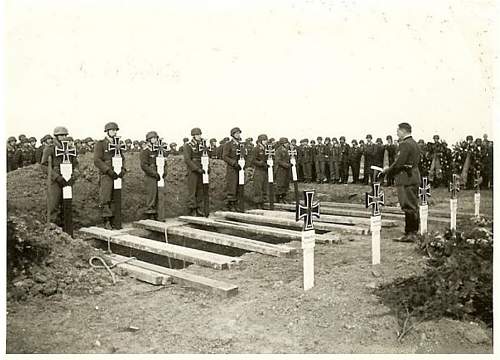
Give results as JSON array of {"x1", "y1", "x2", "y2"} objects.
[
  {"x1": 84, "y1": 137, "x2": 92, "y2": 142},
  {"x1": 257, "y1": 134, "x2": 268, "y2": 142},
  {"x1": 170, "y1": 142, "x2": 177, "y2": 147},
  {"x1": 316, "y1": 136, "x2": 322, "y2": 141},
  {"x1": 66, "y1": 136, "x2": 74, "y2": 141},
  {"x1": 7, "y1": 136, "x2": 16, "y2": 143},
  {"x1": 29, "y1": 137, "x2": 36, "y2": 142},
  {"x1": 279, "y1": 137, "x2": 288, "y2": 144},
  {"x1": 210, "y1": 138, "x2": 217, "y2": 143},
  {"x1": 104, "y1": 122, "x2": 119, "y2": 132},
  {"x1": 466, "y1": 135, "x2": 473, "y2": 141},
  {"x1": 339, "y1": 136, "x2": 345, "y2": 141},
  {"x1": 387, "y1": 135, "x2": 393, "y2": 140},
  {"x1": 351, "y1": 139, "x2": 358, "y2": 145},
  {"x1": 125, "y1": 138, "x2": 132, "y2": 143},
  {"x1": 230, "y1": 127, "x2": 241, "y2": 136},
  {"x1": 245, "y1": 137, "x2": 252, "y2": 142},
  {"x1": 310, "y1": 140, "x2": 316, "y2": 145},
  {"x1": 183, "y1": 137, "x2": 189, "y2": 142},
  {"x1": 18, "y1": 134, "x2": 26, "y2": 141},
  {"x1": 146, "y1": 131, "x2": 159, "y2": 140},
  {"x1": 376, "y1": 138, "x2": 383, "y2": 143},
  {"x1": 133, "y1": 140, "x2": 139, "y2": 144},
  {"x1": 300, "y1": 138, "x2": 308, "y2": 143},
  {"x1": 53, "y1": 126, "x2": 69, "y2": 136},
  {"x1": 433, "y1": 135, "x2": 439, "y2": 140},
  {"x1": 41, "y1": 135, "x2": 51, "y2": 143},
  {"x1": 191, "y1": 127, "x2": 202, "y2": 136},
  {"x1": 366, "y1": 134, "x2": 372, "y2": 139},
  {"x1": 325, "y1": 137, "x2": 331, "y2": 141}
]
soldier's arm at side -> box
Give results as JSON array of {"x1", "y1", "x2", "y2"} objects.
[
  {"x1": 140, "y1": 150, "x2": 157, "y2": 177},
  {"x1": 183, "y1": 145, "x2": 201, "y2": 172},
  {"x1": 251, "y1": 147, "x2": 265, "y2": 168},
  {"x1": 93, "y1": 141, "x2": 112, "y2": 173},
  {"x1": 222, "y1": 143, "x2": 237, "y2": 167}
]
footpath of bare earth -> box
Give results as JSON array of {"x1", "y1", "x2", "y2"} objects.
[{"x1": 6, "y1": 183, "x2": 493, "y2": 354}]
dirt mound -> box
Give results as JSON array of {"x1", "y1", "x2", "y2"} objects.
[
  {"x1": 7, "y1": 153, "x2": 258, "y2": 226},
  {"x1": 7, "y1": 215, "x2": 112, "y2": 301}
]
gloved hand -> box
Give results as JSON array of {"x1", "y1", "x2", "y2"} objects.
[
  {"x1": 162, "y1": 172, "x2": 167, "y2": 179},
  {"x1": 107, "y1": 169, "x2": 119, "y2": 180},
  {"x1": 155, "y1": 173, "x2": 161, "y2": 181},
  {"x1": 118, "y1": 168, "x2": 127, "y2": 178},
  {"x1": 66, "y1": 177, "x2": 76, "y2": 186},
  {"x1": 196, "y1": 168, "x2": 204, "y2": 174},
  {"x1": 55, "y1": 176, "x2": 67, "y2": 187}
]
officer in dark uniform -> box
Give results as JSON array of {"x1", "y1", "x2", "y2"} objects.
[
  {"x1": 141, "y1": 131, "x2": 165, "y2": 219},
  {"x1": 385, "y1": 135, "x2": 397, "y2": 186},
  {"x1": 299, "y1": 139, "x2": 313, "y2": 183},
  {"x1": 183, "y1": 128, "x2": 205, "y2": 216},
  {"x1": 330, "y1": 137, "x2": 340, "y2": 183},
  {"x1": 315, "y1": 136, "x2": 326, "y2": 183},
  {"x1": 338, "y1": 136, "x2": 350, "y2": 184},
  {"x1": 274, "y1": 137, "x2": 291, "y2": 202},
  {"x1": 374, "y1": 138, "x2": 385, "y2": 168},
  {"x1": 309, "y1": 139, "x2": 317, "y2": 181},
  {"x1": 94, "y1": 122, "x2": 126, "y2": 229},
  {"x1": 323, "y1": 137, "x2": 332, "y2": 183},
  {"x1": 222, "y1": 127, "x2": 243, "y2": 211},
  {"x1": 382, "y1": 123, "x2": 421, "y2": 241},
  {"x1": 349, "y1": 139, "x2": 362, "y2": 184},
  {"x1": 41, "y1": 127, "x2": 79, "y2": 226},
  {"x1": 251, "y1": 134, "x2": 268, "y2": 208}
]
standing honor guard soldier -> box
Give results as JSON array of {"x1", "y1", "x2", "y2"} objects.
[
  {"x1": 251, "y1": 134, "x2": 268, "y2": 209},
  {"x1": 382, "y1": 123, "x2": 421, "y2": 242},
  {"x1": 338, "y1": 136, "x2": 350, "y2": 184},
  {"x1": 275, "y1": 137, "x2": 291, "y2": 203},
  {"x1": 349, "y1": 140, "x2": 361, "y2": 184},
  {"x1": 94, "y1": 122, "x2": 126, "y2": 229},
  {"x1": 41, "y1": 126, "x2": 79, "y2": 232},
  {"x1": 300, "y1": 139, "x2": 313, "y2": 183},
  {"x1": 364, "y1": 134, "x2": 376, "y2": 184},
  {"x1": 183, "y1": 127, "x2": 205, "y2": 216},
  {"x1": 385, "y1": 135, "x2": 397, "y2": 186},
  {"x1": 140, "y1": 131, "x2": 166, "y2": 220},
  {"x1": 222, "y1": 127, "x2": 244, "y2": 211}
]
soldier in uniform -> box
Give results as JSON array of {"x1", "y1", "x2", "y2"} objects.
[
  {"x1": 125, "y1": 139, "x2": 133, "y2": 151},
  {"x1": 168, "y1": 142, "x2": 179, "y2": 156},
  {"x1": 349, "y1": 139, "x2": 362, "y2": 184},
  {"x1": 482, "y1": 135, "x2": 493, "y2": 189},
  {"x1": 208, "y1": 138, "x2": 218, "y2": 158},
  {"x1": 178, "y1": 137, "x2": 189, "y2": 154},
  {"x1": 140, "y1": 131, "x2": 164, "y2": 219},
  {"x1": 35, "y1": 135, "x2": 52, "y2": 163},
  {"x1": 132, "y1": 140, "x2": 141, "y2": 152},
  {"x1": 300, "y1": 139, "x2": 314, "y2": 183},
  {"x1": 338, "y1": 136, "x2": 350, "y2": 184},
  {"x1": 216, "y1": 137, "x2": 228, "y2": 159},
  {"x1": 309, "y1": 139, "x2": 317, "y2": 181},
  {"x1": 374, "y1": 137, "x2": 385, "y2": 168},
  {"x1": 314, "y1": 136, "x2": 326, "y2": 183},
  {"x1": 94, "y1": 122, "x2": 126, "y2": 229},
  {"x1": 6, "y1": 136, "x2": 20, "y2": 172},
  {"x1": 363, "y1": 134, "x2": 376, "y2": 184},
  {"x1": 41, "y1": 126, "x2": 79, "y2": 226},
  {"x1": 385, "y1": 135, "x2": 397, "y2": 186},
  {"x1": 183, "y1": 128, "x2": 205, "y2": 216},
  {"x1": 251, "y1": 134, "x2": 268, "y2": 208},
  {"x1": 274, "y1": 137, "x2": 291, "y2": 203},
  {"x1": 323, "y1": 137, "x2": 332, "y2": 183},
  {"x1": 382, "y1": 122, "x2": 420, "y2": 241},
  {"x1": 222, "y1": 127, "x2": 243, "y2": 211}
]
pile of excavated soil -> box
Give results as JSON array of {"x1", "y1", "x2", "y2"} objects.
[
  {"x1": 7, "y1": 152, "x2": 258, "y2": 226},
  {"x1": 7, "y1": 215, "x2": 112, "y2": 301}
]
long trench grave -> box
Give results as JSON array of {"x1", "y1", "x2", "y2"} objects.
[{"x1": 78, "y1": 203, "x2": 407, "y2": 298}]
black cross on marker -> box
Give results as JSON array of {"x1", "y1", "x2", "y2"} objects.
[
  {"x1": 55, "y1": 141, "x2": 77, "y2": 163},
  {"x1": 296, "y1": 190, "x2": 320, "y2": 231},
  {"x1": 419, "y1": 177, "x2": 431, "y2": 206},
  {"x1": 365, "y1": 182, "x2": 385, "y2": 216},
  {"x1": 108, "y1": 136, "x2": 126, "y2": 156}
]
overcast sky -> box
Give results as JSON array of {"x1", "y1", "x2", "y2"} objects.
[{"x1": 3, "y1": 0, "x2": 495, "y2": 144}]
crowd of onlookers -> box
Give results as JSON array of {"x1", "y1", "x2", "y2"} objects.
[{"x1": 6, "y1": 132, "x2": 493, "y2": 190}]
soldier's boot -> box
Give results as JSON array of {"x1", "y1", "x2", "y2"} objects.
[
  {"x1": 196, "y1": 208, "x2": 205, "y2": 217},
  {"x1": 103, "y1": 218, "x2": 112, "y2": 230},
  {"x1": 189, "y1": 208, "x2": 197, "y2": 216}
]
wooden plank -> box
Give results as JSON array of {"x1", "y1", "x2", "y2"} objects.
[
  {"x1": 101, "y1": 254, "x2": 169, "y2": 285},
  {"x1": 213, "y1": 211, "x2": 367, "y2": 235},
  {"x1": 79, "y1": 226, "x2": 242, "y2": 270},
  {"x1": 321, "y1": 201, "x2": 477, "y2": 219},
  {"x1": 250, "y1": 208, "x2": 397, "y2": 228},
  {"x1": 107, "y1": 253, "x2": 238, "y2": 298},
  {"x1": 134, "y1": 219, "x2": 297, "y2": 258}
]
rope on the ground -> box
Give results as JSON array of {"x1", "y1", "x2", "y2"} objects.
[{"x1": 88, "y1": 256, "x2": 137, "y2": 284}]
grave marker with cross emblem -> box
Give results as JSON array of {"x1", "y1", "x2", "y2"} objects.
[
  {"x1": 55, "y1": 140, "x2": 77, "y2": 236},
  {"x1": 289, "y1": 145, "x2": 299, "y2": 203},
  {"x1": 365, "y1": 166, "x2": 385, "y2": 265},
  {"x1": 153, "y1": 138, "x2": 168, "y2": 220},
  {"x1": 295, "y1": 190, "x2": 320, "y2": 290},
  {"x1": 236, "y1": 143, "x2": 246, "y2": 212},
  {"x1": 418, "y1": 176, "x2": 431, "y2": 235},
  {"x1": 474, "y1": 170, "x2": 481, "y2": 218},
  {"x1": 265, "y1": 144, "x2": 275, "y2": 210},
  {"x1": 199, "y1": 139, "x2": 210, "y2": 217},
  {"x1": 449, "y1": 174, "x2": 460, "y2": 231},
  {"x1": 108, "y1": 136, "x2": 126, "y2": 229}
]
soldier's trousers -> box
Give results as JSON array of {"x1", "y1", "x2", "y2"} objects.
[
  {"x1": 302, "y1": 162, "x2": 313, "y2": 182},
  {"x1": 350, "y1": 161, "x2": 360, "y2": 183},
  {"x1": 144, "y1": 175, "x2": 158, "y2": 214},
  {"x1": 253, "y1": 168, "x2": 267, "y2": 204},
  {"x1": 329, "y1": 160, "x2": 339, "y2": 182},
  {"x1": 314, "y1": 159, "x2": 321, "y2": 182},
  {"x1": 99, "y1": 174, "x2": 114, "y2": 219},
  {"x1": 339, "y1": 161, "x2": 349, "y2": 183},
  {"x1": 48, "y1": 180, "x2": 63, "y2": 225},
  {"x1": 275, "y1": 168, "x2": 290, "y2": 197},
  {"x1": 225, "y1": 166, "x2": 240, "y2": 204},
  {"x1": 187, "y1": 170, "x2": 203, "y2": 209},
  {"x1": 397, "y1": 184, "x2": 419, "y2": 234},
  {"x1": 364, "y1": 161, "x2": 373, "y2": 184}
]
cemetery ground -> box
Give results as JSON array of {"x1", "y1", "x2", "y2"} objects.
[{"x1": 6, "y1": 181, "x2": 493, "y2": 354}]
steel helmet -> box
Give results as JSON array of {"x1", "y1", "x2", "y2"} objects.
[
  {"x1": 104, "y1": 122, "x2": 119, "y2": 132},
  {"x1": 146, "y1": 131, "x2": 159, "y2": 140},
  {"x1": 210, "y1": 138, "x2": 217, "y2": 143},
  {"x1": 66, "y1": 136, "x2": 74, "y2": 141},
  {"x1": 257, "y1": 134, "x2": 268, "y2": 142},
  {"x1": 230, "y1": 127, "x2": 241, "y2": 136},
  {"x1": 85, "y1": 137, "x2": 93, "y2": 142},
  {"x1": 29, "y1": 137, "x2": 36, "y2": 142},
  {"x1": 7, "y1": 136, "x2": 16, "y2": 143},
  {"x1": 53, "y1": 126, "x2": 69, "y2": 136},
  {"x1": 191, "y1": 127, "x2": 202, "y2": 136}
]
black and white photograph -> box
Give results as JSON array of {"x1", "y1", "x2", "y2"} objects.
[{"x1": 1, "y1": 0, "x2": 497, "y2": 356}]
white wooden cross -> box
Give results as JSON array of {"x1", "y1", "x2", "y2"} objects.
[
  {"x1": 449, "y1": 174, "x2": 460, "y2": 231},
  {"x1": 418, "y1": 176, "x2": 431, "y2": 235},
  {"x1": 153, "y1": 138, "x2": 168, "y2": 188},
  {"x1": 474, "y1": 170, "x2": 481, "y2": 218},
  {"x1": 365, "y1": 178, "x2": 384, "y2": 265},
  {"x1": 55, "y1": 140, "x2": 77, "y2": 199},
  {"x1": 265, "y1": 144, "x2": 275, "y2": 183},
  {"x1": 288, "y1": 147, "x2": 298, "y2": 182},
  {"x1": 199, "y1": 139, "x2": 210, "y2": 185},
  {"x1": 236, "y1": 144, "x2": 246, "y2": 185},
  {"x1": 296, "y1": 190, "x2": 320, "y2": 291},
  {"x1": 108, "y1": 136, "x2": 126, "y2": 189}
]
